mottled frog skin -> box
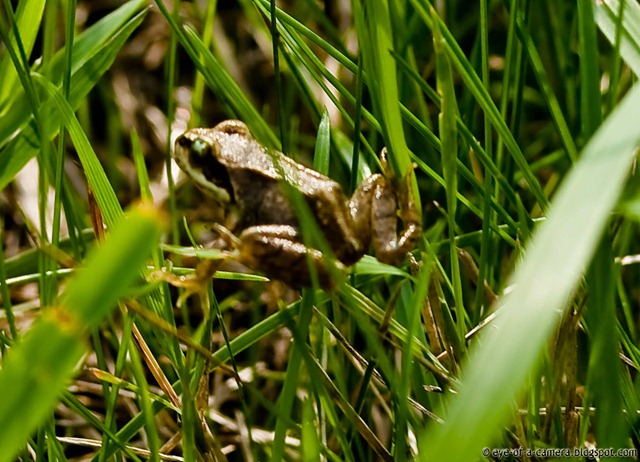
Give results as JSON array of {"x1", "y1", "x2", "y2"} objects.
[{"x1": 174, "y1": 120, "x2": 421, "y2": 287}]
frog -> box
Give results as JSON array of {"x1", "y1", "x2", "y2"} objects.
[{"x1": 173, "y1": 119, "x2": 421, "y2": 289}]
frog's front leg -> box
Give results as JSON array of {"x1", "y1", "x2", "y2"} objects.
[
  {"x1": 351, "y1": 169, "x2": 421, "y2": 266},
  {"x1": 237, "y1": 225, "x2": 345, "y2": 288}
]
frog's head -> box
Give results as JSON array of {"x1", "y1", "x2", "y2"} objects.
[{"x1": 174, "y1": 126, "x2": 239, "y2": 204}]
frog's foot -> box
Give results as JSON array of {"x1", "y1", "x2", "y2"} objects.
[
  {"x1": 236, "y1": 225, "x2": 345, "y2": 289},
  {"x1": 150, "y1": 223, "x2": 241, "y2": 302},
  {"x1": 349, "y1": 148, "x2": 421, "y2": 267},
  {"x1": 371, "y1": 169, "x2": 422, "y2": 266},
  {"x1": 379, "y1": 147, "x2": 393, "y2": 178},
  {"x1": 211, "y1": 223, "x2": 241, "y2": 249},
  {"x1": 149, "y1": 258, "x2": 224, "y2": 305}
]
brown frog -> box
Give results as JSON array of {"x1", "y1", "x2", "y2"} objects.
[{"x1": 173, "y1": 120, "x2": 421, "y2": 288}]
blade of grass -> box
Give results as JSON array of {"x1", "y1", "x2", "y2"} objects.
[
  {"x1": 99, "y1": 306, "x2": 135, "y2": 462},
  {"x1": 271, "y1": 0, "x2": 288, "y2": 152},
  {"x1": 182, "y1": 25, "x2": 278, "y2": 148},
  {"x1": 578, "y1": 0, "x2": 603, "y2": 139},
  {"x1": 420, "y1": 81, "x2": 640, "y2": 461},
  {"x1": 301, "y1": 399, "x2": 321, "y2": 462},
  {"x1": 269, "y1": 293, "x2": 315, "y2": 462},
  {"x1": 313, "y1": 108, "x2": 331, "y2": 174},
  {"x1": 359, "y1": 0, "x2": 412, "y2": 178},
  {"x1": 61, "y1": 391, "x2": 144, "y2": 460},
  {"x1": 285, "y1": 307, "x2": 391, "y2": 461},
  {"x1": 396, "y1": 256, "x2": 433, "y2": 458},
  {"x1": 253, "y1": 2, "x2": 381, "y2": 168},
  {"x1": 584, "y1": 243, "x2": 628, "y2": 450},
  {"x1": 392, "y1": 51, "x2": 521, "y2": 225},
  {"x1": 2, "y1": 229, "x2": 93, "y2": 280},
  {"x1": 0, "y1": 7, "x2": 147, "y2": 190},
  {"x1": 32, "y1": 73, "x2": 123, "y2": 227},
  {"x1": 595, "y1": 0, "x2": 640, "y2": 76},
  {"x1": 513, "y1": 12, "x2": 578, "y2": 162},
  {"x1": 0, "y1": 1, "x2": 147, "y2": 149},
  {"x1": 476, "y1": 0, "x2": 495, "y2": 322},
  {"x1": 0, "y1": 205, "x2": 163, "y2": 462},
  {"x1": 49, "y1": 0, "x2": 77, "y2": 309},
  {"x1": 340, "y1": 286, "x2": 451, "y2": 380},
  {"x1": 577, "y1": 10, "x2": 621, "y2": 448},
  {"x1": 0, "y1": 0, "x2": 52, "y2": 310},
  {"x1": 163, "y1": 0, "x2": 179, "y2": 249},
  {"x1": 433, "y1": 11, "x2": 465, "y2": 343},
  {"x1": 353, "y1": 255, "x2": 412, "y2": 279},
  {"x1": 408, "y1": 0, "x2": 548, "y2": 208},
  {"x1": 207, "y1": 285, "x2": 449, "y2": 383},
  {"x1": 152, "y1": 0, "x2": 278, "y2": 148},
  {"x1": 603, "y1": 0, "x2": 627, "y2": 112},
  {"x1": 0, "y1": 0, "x2": 46, "y2": 111},
  {"x1": 190, "y1": 0, "x2": 218, "y2": 126}
]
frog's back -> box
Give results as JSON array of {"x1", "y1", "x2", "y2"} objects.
[
  {"x1": 226, "y1": 137, "x2": 335, "y2": 193},
  {"x1": 220, "y1": 130, "x2": 347, "y2": 228}
]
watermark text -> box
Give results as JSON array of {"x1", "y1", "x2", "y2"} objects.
[{"x1": 482, "y1": 446, "x2": 637, "y2": 459}]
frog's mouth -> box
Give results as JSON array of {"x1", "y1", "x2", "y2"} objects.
[{"x1": 191, "y1": 149, "x2": 235, "y2": 202}]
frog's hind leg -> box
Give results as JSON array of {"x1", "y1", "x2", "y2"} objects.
[
  {"x1": 237, "y1": 224, "x2": 345, "y2": 289},
  {"x1": 370, "y1": 175, "x2": 422, "y2": 266}
]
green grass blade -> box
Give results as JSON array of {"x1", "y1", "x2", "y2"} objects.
[
  {"x1": 421, "y1": 81, "x2": 640, "y2": 461},
  {"x1": 514, "y1": 15, "x2": 578, "y2": 162},
  {"x1": 0, "y1": 2, "x2": 147, "y2": 148},
  {"x1": 313, "y1": 108, "x2": 331, "y2": 174},
  {"x1": 270, "y1": 294, "x2": 315, "y2": 462},
  {"x1": 182, "y1": 26, "x2": 278, "y2": 147},
  {"x1": 0, "y1": 221, "x2": 17, "y2": 340},
  {"x1": 585, "y1": 243, "x2": 628, "y2": 450},
  {"x1": 393, "y1": 51, "x2": 521, "y2": 214},
  {"x1": 396, "y1": 262, "x2": 432, "y2": 457},
  {"x1": 190, "y1": 0, "x2": 218, "y2": 126},
  {"x1": 578, "y1": 0, "x2": 603, "y2": 138},
  {"x1": 0, "y1": 206, "x2": 162, "y2": 462},
  {"x1": 353, "y1": 255, "x2": 412, "y2": 279},
  {"x1": 301, "y1": 399, "x2": 321, "y2": 462},
  {"x1": 32, "y1": 73, "x2": 123, "y2": 228},
  {"x1": 434, "y1": 13, "x2": 465, "y2": 341},
  {"x1": 270, "y1": 0, "x2": 288, "y2": 152},
  {"x1": 151, "y1": 0, "x2": 278, "y2": 148},
  {"x1": 132, "y1": 129, "x2": 153, "y2": 202},
  {"x1": 0, "y1": 7, "x2": 147, "y2": 190},
  {"x1": 595, "y1": 0, "x2": 640, "y2": 75},
  {"x1": 408, "y1": 0, "x2": 548, "y2": 208},
  {"x1": 0, "y1": 0, "x2": 46, "y2": 111},
  {"x1": 359, "y1": 0, "x2": 411, "y2": 178}
]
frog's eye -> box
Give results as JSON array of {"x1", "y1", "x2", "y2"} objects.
[{"x1": 192, "y1": 139, "x2": 210, "y2": 157}]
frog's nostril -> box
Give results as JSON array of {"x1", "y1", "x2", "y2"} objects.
[{"x1": 177, "y1": 135, "x2": 191, "y2": 148}]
